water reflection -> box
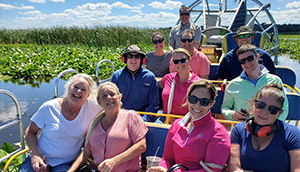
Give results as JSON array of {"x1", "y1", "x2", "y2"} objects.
[{"x1": 0, "y1": 55, "x2": 299, "y2": 146}]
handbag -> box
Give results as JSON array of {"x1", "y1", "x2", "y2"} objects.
[{"x1": 167, "y1": 164, "x2": 189, "y2": 172}]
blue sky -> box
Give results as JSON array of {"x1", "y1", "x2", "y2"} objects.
[{"x1": 1, "y1": 0, "x2": 300, "y2": 30}]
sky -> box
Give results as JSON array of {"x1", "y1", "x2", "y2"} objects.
[{"x1": 0, "y1": 0, "x2": 300, "y2": 30}]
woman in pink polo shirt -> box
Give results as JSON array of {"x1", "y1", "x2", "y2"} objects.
[
  {"x1": 149, "y1": 80, "x2": 230, "y2": 172},
  {"x1": 68, "y1": 82, "x2": 148, "y2": 172},
  {"x1": 157, "y1": 48, "x2": 200, "y2": 124}
]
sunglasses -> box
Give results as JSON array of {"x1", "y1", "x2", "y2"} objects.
[
  {"x1": 180, "y1": 13, "x2": 190, "y2": 16},
  {"x1": 238, "y1": 34, "x2": 251, "y2": 39},
  {"x1": 127, "y1": 54, "x2": 141, "y2": 59},
  {"x1": 239, "y1": 55, "x2": 255, "y2": 64},
  {"x1": 173, "y1": 58, "x2": 188, "y2": 64},
  {"x1": 188, "y1": 96, "x2": 212, "y2": 107},
  {"x1": 254, "y1": 100, "x2": 282, "y2": 115},
  {"x1": 152, "y1": 39, "x2": 164, "y2": 44},
  {"x1": 181, "y1": 38, "x2": 193, "y2": 43}
]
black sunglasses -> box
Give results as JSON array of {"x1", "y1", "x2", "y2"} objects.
[
  {"x1": 152, "y1": 39, "x2": 164, "y2": 44},
  {"x1": 239, "y1": 55, "x2": 256, "y2": 64},
  {"x1": 238, "y1": 34, "x2": 251, "y2": 39},
  {"x1": 180, "y1": 13, "x2": 190, "y2": 16},
  {"x1": 254, "y1": 100, "x2": 282, "y2": 115},
  {"x1": 188, "y1": 96, "x2": 212, "y2": 107},
  {"x1": 181, "y1": 38, "x2": 193, "y2": 43},
  {"x1": 173, "y1": 58, "x2": 188, "y2": 64},
  {"x1": 127, "y1": 54, "x2": 141, "y2": 59}
]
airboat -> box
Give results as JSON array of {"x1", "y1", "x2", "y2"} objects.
[{"x1": 1, "y1": 0, "x2": 299, "y2": 171}]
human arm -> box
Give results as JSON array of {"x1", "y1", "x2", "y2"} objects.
[
  {"x1": 67, "y1": 148, "x2": 92, "y2": 172},
  {"x1": 144, "y1": 76, "x2": 160, "y2": 114},
  {"x1": 290, "y1": 149, "x2": 300, "y2": 172},
  {"x1": 228, "y1": 143, "x2": 242, "y2": 172},
  {"x1": 25, "y1": 122, "x2": 47, "y2": 172},
  {"x1": 200, "y1": 75, "x2": 209, "y2": 79},
  {"x1": 221, "y1": 85, "x2": 237, "y2": 121},
  {"x1": 98, "y1": 137, "x2": 146, "y2": 172}
]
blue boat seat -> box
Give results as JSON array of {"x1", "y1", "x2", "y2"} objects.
[
  {"x1": 209, "y1": 63, "x2": 220, "y2": 80},
  {"x1": 142, "y1": 123, "x2": 170, "y2": 158},
  {"x1": 200, "y1": 33, "x2": 206, "y2": 46},
  {"x1": 286, "y1": 92, "x2": 300, "y2": 126},
  {"x1": 211, "y1": 89, "x2": 224, "y2": 115},
  {"x1": 275, "y1": 66, "x2": 296, "y2": 87},
  {"x1": 220, "y1": 32, "x2": 264, "y2": 63}
]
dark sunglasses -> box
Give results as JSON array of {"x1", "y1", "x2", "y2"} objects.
[
  {"x1": 238, "y1": 34, "x2": 251, "y2": 39},
  {"x1": 239, "y1": 55, "x2": 255, "y2": 64},
  {"x1": 181, "y1": 38, "x2": 193, "y2": 43},
  {"x1": 180, "y1": 13, "x2": 190, "y2": 16},
  {"x1": 127, "y1": 54, "x2": 141, "y2": 59},
  {"x1": 188, "y1": 96, "x2": 212, "y2": 106},
  {"x1": 152, "y1": 39, "x2": 164, "y2": 44},
  {"x1": 254, "y1": 100, "x2": 282, "y2": 115},
  {"x1": 173, "y1": 58, "x2": 188, "y2": 64}
]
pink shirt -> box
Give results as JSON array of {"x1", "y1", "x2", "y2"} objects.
[
  {"x1": 159, "y1": 111, "x2": 230, "y2": 172},
  {"x1": 161, "y1": 71, "x2": 200, "y2": 115},
  {"x1": 170, "y1": 47, "x2": 210, "y2": 77},
  {"x1": 86, "y1": 110, "x2": 148, "y2": 172}
]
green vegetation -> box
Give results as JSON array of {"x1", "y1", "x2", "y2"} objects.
[
  {"x1": 0, "y1": 26, "x2": 299, "y2": 87},
  {"x1": 0, "y1": 142, "x2": 25, "y2": 172}
]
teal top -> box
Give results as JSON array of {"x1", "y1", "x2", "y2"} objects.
[{"x1": 221, "y1": 72, "x2": 289, "y2": 121}]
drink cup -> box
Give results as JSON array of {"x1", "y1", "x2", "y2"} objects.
[{"x1": 146, "y1": 156, "x2": 162, "y2": 170}]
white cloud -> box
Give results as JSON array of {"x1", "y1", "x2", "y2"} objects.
[
  {"x1": 111, "y1": 2, "x2": 144, "y2": 9},
  {"x1": 28, "y1": 0, "x2": 46, "y2": 3},
  {"x1": 0, "y1": 3, "x2": 34, "y2": 10},
  {"x1": 269, "y1": 8, "x2": 300, "y2": 24},
  {"x1": 19, "y1": 10, "x2": 42, "y2": 15},
  {"x1": 75, "y1": 3, "x2": 112, "y2": 11},
  {"x1": 49, "y1": 0, "x2": 65, "y2": 2},
  {"x1": 131, "y1": 9, "x2": 142, "y2": 13},
  {"x1": 286, "y1": 1, "x2": 300, "y2": 9},
  {"x1": 148, "y1": 0, "x2": 182, "y2": 10}
]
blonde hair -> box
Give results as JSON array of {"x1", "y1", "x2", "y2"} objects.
[
  {"x1": 173, "y1": 48, "x2": 191, "y2": 60},
  {"x1": 62, "y1": 73, "x2": 97, "y2": 100},
  {"x1": 97, "y1": 82, "x2": 122, "y2": 105}
]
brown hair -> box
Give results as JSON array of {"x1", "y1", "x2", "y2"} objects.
[
  {"x1": 151, "y1": 31, "x2": 165, "y2": 41},
  {"x1": 236, "y1": 44, "x2": 257, "y2": 57},
  {"x1": 180, "y1": 29, "x2": 194, "y2": 40},
  {"x1": 247, "y1": 83, "x2": 285, "y2": 114},
  {"x1": 173, "y1": 48, "x2": 191, "y2": 60},
  {"x1": 183, "y1": 80, "x2": 217, "y2": 107},
  {"x1": 179, "y1": 5, "x2": 190, "y2": 14}
]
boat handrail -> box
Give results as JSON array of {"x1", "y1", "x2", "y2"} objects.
[
  {"x1": 95, "y1": 59, "x2": 114, "y2": 86},
  {"x1": 3, "y1": 148, "x2": 29, "y2": 172},
  {"x1": 54, "y1": 69, "x2": 78, "y2": 98},
  {"x1": 0, "y1": 89, "x2": 26, "y2": 164}
]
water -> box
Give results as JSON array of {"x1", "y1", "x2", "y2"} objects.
[{"x1": 0, "y1": 55, "x2": 299, "y2": 146}]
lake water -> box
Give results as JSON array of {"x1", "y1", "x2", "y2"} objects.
[{"x1": 0, "y1": 55, "x2": 299, "y2": 146}]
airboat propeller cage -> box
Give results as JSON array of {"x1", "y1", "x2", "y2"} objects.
[{"x1": 182, "y1": 0, "x2": 279, "y2": 64}]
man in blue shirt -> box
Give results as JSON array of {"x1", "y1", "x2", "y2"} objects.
[
  {"x1": 111, "y1": 45, "x2": 159, "y2": 122},
  {"x1": 215, "y1": 26, "x2": 276, "y2": 81}
]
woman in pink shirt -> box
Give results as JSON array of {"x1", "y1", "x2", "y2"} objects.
[
  {"x1": 157, "y1": 48, "x2": 200, "y2": 124},
  {"x1": 68, "y1": 82, "x2": 148, "y2": 172},
  {"x1": 149, "y1": 80, "x2": 230, "y2": 172}
]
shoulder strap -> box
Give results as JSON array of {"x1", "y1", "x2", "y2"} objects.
[
  {"x1": 85, "y1": 110, "x2": 105, "y2": 146},
  {"x1": 167, "y1": 79, "x2": 176, "y2": 114}
]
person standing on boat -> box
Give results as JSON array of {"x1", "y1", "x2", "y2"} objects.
[
  {"x1": 111, "y1": 44, "x2": 159, "y2": 122},
  {"x1": 157, "y1": 48, "x2": 200, "y2": 123},
  {"x1": 228, "y1": 83, "x2": 300, "y2": 172},
  {"x1": 221, "y1": 44, "x2": 288, "y2": 121},
  {"x1": 169, "y1": 29, "x2": 210, "y2": 79},
  {"x1": 68, "y1": 82, "x2": 147, "y2": 172},
  {"x1": 168, "y1": 5, "x2": 202, "y2": 51},
  {"x1": 143, "y1": 31, "x2": 172, "y2": 78},
  {"x1": 214, "y1": 26, "x2": 276, "y2": 81},
  {"x1": 18, "y1": 74, "x2": 103, "y2": 172},
  {"x1": 149, "y1": 80, "x2": 230, "y2": 172}
]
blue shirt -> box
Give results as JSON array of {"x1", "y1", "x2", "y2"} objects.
[
  {"x1": 240, "y1": 64, "x2": 269, "y2": 85},
  {"x1": 215, "y1": 47, "x2": 276, "y2": 80},
  {"x1": 111, "y1": 67, "x2": 159, "y2": 122},
  {"x1": 231, "y1": 120, "x2": 300, "y2": 172}
]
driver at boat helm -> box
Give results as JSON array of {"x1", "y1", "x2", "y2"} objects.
[
  {"x1": 111, "y1": 44, "x2": 159, "y2": 122},
  {"x1": 214, "y1": 25, "x2": 276, "y2": 81},
  {"x1": 168, "y1": 5, "x2": 202, "y2": 50}
]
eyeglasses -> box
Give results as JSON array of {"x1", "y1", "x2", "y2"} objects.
[
  {"x1": 181, "y1": 38, "x2": 193, "y2": 43},
  {"x1": 238, "y1": 34, "x2": 251, "y2": 39},
  {"x1": 173, "y1": 58, "x2": 188, "y2": 64},
  {"x1": 152, "y1": 39, "x2": 164, "y2": 44},
  {"x1": 180, "y1": 13, "x2": 190, "y2": 16},
  {"x1": 239, "y1": 55, "x2": 255, "y2": 64},
  {"x1": 127, "y1": 54, "x2": 141, "y2": 59},
  {"x1": 254, "y1": 100, "x2": 282, "y2": 115},
  {"x1": 188, "y1": 96, "x2": 212, "y2": 107}
]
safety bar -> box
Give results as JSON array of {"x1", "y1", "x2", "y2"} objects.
[
  {"x1": 54, "y1": 69, "x2": 78, "y2": 98},
  {"x1": 0, "y1": 89, "x2": 26, "y2": 163},
  {"x1": 3, "y1": 148, "x2": 29, "y2": 172},
  {"x1": 95, "y1": 59, "x2": 114, "y2": 86}
]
